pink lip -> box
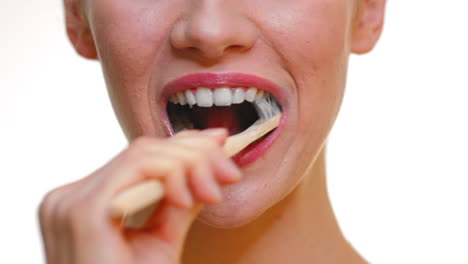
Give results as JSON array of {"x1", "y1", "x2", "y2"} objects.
[{"x1": 159, "y1": 72, "x2": 288, "y2": 166}]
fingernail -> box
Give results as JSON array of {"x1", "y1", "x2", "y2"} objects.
[{"x1": 200, "y1": 128, "x2": 227, "y2": 137}]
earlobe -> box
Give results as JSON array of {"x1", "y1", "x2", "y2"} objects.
[
  {"x1": 351, "y1": 0, "x2": 387, "y2": 54},
  {"x1": 64, "y1": 0, "x2": 98, "y2": 59}
]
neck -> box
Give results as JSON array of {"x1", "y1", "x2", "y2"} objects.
[{"x1": 183, "y1": 148, "x2": 365, "y2": 264}]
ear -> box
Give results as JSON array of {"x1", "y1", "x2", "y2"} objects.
[
  {"x1": 351, "y1": 0, "x2": 387, "y2": 54},
  {"x1": 64, "y1": 0, "x2": 98, "y2": 59}
]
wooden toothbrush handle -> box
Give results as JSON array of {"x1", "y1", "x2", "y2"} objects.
[{"x1": 109, "y1": 114, "x2": 281, "y2": 227}]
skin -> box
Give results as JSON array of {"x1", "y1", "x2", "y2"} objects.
[{"x1": 39, "y1": 0, "x2": 386, "y2": 263}]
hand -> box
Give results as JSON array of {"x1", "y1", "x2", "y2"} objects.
[{"x1": 38, "y1": 129, "x2": 241, "y2": 264}]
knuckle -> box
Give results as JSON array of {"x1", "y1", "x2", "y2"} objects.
[
  {"x1": 54, "y1": 199, "x2": 70, "y2": 224},
  {"x1": 131, "y1": 136, "x2": 158, "y2": 150},
  {"x1": 204, "y1": 140, "x2": 219, "y2": 150},
  {"x1": 173, "y1": 158, "x2": 186, "y2": 171},
  {"x1": 163, "y1": 158, "x2": 182, "y2": 175},
  {"x1": 38, "y1": 188, "x2": 62, "y2": 220},
  {"x1": 169, "y1": 141, "x2": 207, "y2": 164},
  {"x1": 192, "y1": 138, "x2": 218, "y2": 151},
  {"x1": 126, "y1": 137, "x2": 157, "y2": 157},
  {"x1": 186, "y1": 149, "x2": 207, "y2": 165},
  {"x1": 170, "y1": 164, "x2": 184, "y2": 179}
]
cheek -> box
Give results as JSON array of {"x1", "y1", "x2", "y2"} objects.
[
  {"x1": 260, "y1": 0, "x2": 352, "y2": 135},
  {"x1": 90, "y1": 0, "x2": 170, "y2": 81},
  {"x1": 88, "y1": 0, "x2": 178, "y2": 137},
  {"x1": 254, "y1": 1, "x2": 353, "y2": 185}
]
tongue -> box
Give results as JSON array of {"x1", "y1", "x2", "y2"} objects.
[{"x1": 193, "y1": 106, "x2": 242, "y2": 135}]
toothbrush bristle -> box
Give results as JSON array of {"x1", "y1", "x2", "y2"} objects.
[{"x1": 253, "y1": 94, "x2": 281, "y2": 120}]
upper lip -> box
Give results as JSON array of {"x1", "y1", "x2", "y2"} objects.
[
  {"x1": 161, "y1": 72, "x2": 287, "y2": 103},
  {"x1": 159, "y1": 72, "x2": 288, "y2": 135}
]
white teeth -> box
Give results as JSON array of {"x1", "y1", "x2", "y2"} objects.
[
  {"x1": 254, "y1": 90, "x2": 265, "y2": 102},
  {"x1": 196, "y1": 87, "x2": 214, "y2": 107},
  {"x1": 232, "y1": 88, "x2": 245, "y2": 104},
  {"x1": 214, "y1": 87, "x2": 232, "y2": 106},
  {"x1": 245, "y1": 87, "x2": 257, "y2": 102},
  {"x1": 176, "y1": 92, "x2": 187, "y2": 105},
  {"x1": 169, "y1": 87, "x2": 269, "y2": 107},
  {"x1": 185, "y1": 90, "x2": 196, "y2": 106}
]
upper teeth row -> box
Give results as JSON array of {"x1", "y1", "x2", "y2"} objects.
[{"x1": 169, "y1": 87, "x2": 268, "y2": 107}]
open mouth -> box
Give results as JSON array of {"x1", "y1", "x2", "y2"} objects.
[
  {"x1": 161, "y1": 73, "x2": 287, "y2": 166},
  {"x1": 167, "y1": 87, "x2": 282, "y2": 140}
]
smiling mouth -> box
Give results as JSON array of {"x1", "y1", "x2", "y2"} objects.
[
  {"x1": 161, "y1": 73, "x2": 287, "y2": 166},
  {"x1": 167, "y1": 87, "x2": 282, "y2": 138}
]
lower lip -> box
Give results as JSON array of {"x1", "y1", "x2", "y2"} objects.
[{"x1": 231, "y1": 112, "x2": 287, "y2": 167}]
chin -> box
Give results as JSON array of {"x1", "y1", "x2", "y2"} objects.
[
  {"x1": 197, "y1": 202, "x2": 266, "y2": 229},
  {"x1": 195, "y1": 175, "x2": 284, "y2": 229}
]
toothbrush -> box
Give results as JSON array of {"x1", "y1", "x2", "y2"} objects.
[{"x1": 110, "y1": 100, "x2": 281, "y2": 227}]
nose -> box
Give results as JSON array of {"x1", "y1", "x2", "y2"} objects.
[{"x1": 170, "y1": 1, "x2": 257, "y2": 62}]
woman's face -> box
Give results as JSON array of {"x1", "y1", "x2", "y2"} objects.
[{"x1": 74, "y1": 0, "x2": 382, "y2": 227}]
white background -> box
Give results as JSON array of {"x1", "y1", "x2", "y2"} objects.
[{"x1": 1, "y1": 1, "x2": 467, "y2": 263}]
